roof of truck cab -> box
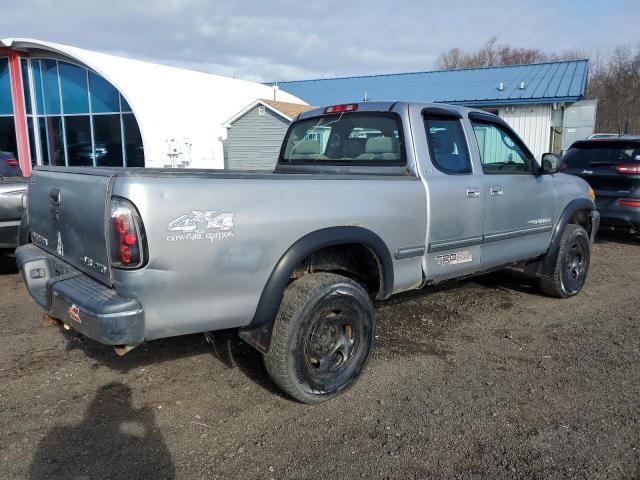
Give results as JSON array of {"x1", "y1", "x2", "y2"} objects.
[
  {"x1": 275, "y1": 59, "x2": 589, "y2": 107},
  {"x1": 295, "y1": 101, "x2": 484, "y2": 121}
]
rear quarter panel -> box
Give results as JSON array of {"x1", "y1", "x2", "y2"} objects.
[{"x1": 112, "y1": 175, "x2": 427, "y2": 340}]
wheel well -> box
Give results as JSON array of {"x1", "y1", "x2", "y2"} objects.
[
  {"x1": 291, "y1": 244, "x2": 383, "y2": 297},
  {"x1": 569, "y1": 209, "x2": 591, "y2": 234}
]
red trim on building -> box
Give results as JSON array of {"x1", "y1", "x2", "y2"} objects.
[{"x1": 2, "y1": 48, "x2": 30, "y2": 176}]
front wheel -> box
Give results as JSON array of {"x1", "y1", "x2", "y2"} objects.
[
  {"x1": 264, "y1": 272, "x2": 375, "y2": 404},
  {"x1": 539, "y1": 224, "x2": 591, "y2": 298}
]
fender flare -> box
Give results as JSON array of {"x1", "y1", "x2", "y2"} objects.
[
  {"x1": 239, "y1": 226, "x2": 394, "y2": 352},
  {"x1": 541, "y1": 197, "x2": 596, "y2": 276}
]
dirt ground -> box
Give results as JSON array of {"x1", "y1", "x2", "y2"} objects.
[{"x1": 0, "y1": 234, "x2": 638, "y2": 479}]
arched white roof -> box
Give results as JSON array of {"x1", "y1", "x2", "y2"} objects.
[{"x1": 1, "y1": 38, "x2": 305, "y2": 168}]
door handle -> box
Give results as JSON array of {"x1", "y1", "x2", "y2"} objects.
[
  {"x1": 490, "y1": 186, "x2": 504, "y2": 196},
  {"x1": 466, "y1": 188, "x2": 480, "y2": 198}
]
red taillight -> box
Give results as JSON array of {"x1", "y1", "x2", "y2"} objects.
[
  {"x1": 324, "y1": 103, "x2": 358, "y2": 114},
  {"x1": 124, "y1": 233, "x2": 137, "y2": 245},
  {"x1": 618, "y1": 199, "x2": 640, "y2": 208},
  {"x1": 615, "y1": 164, "x2": 640, "y2": 174},
  {"x1": 559, "y1": 162, "x2": 568, "y2": 172},
  {"x1": 120, "y1": 244, "x2": 131, "y2": 263},
  {"x1": 4, "y1": 159, "x2": 18, "y2": 167},
  {"x1": 116, "y1": 216, "x2": 127, "y2": 235},
  {"x1": 110, "y1": 197, "x2": 144, "y2": 268}
]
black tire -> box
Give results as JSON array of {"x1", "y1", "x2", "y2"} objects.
[
  {"x1": 539, "y1": 224, "x2": 591, "y2": 298},
  {"x1": 264, "y1": 272, "x2": 375, "y2": 404}
]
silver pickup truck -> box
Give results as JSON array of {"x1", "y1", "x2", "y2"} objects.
[{"x1": 16, "y1": 102, "x2": 599, "y2": 403}]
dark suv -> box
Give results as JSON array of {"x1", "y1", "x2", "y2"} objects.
[
  {"x1": 0, "y1": 151, "x2": 22, "y2": 177},
  {"x1": 562, "y1": 136, "x2": 640, "y2": 236}
]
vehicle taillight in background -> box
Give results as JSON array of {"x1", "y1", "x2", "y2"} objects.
[
  {"x1": 618, "y1": 199, "x2": 640, "y2": 208},
  {"x1": 559, "y1": 162, "x2": 568, "y2": 172},
  {"x1": 110, "y1": 197, "x2": 145, "y2": 269},
  {"x1": 615, "y1": 164, "x2": 640, "y2": 174},
  {"x1": 324, "y1": 104, "x2": 358, "y2": 114},
  {"x1": 4, "y1": 158, "x2": 19, "y2": 167}
]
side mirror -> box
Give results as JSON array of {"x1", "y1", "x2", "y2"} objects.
[{"x1": 541, "y1": 153, "x2": 561, "y2": 174}]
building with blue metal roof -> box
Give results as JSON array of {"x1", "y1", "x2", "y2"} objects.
[
  {"x1": 276, "y1": 60, "x2": 589, "y2": 107},
  {"x1": 275, "y1": 60, "x2": 594, "y2": 160}
]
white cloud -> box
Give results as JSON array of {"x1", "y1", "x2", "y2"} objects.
[{"x1": 1, "y1": 0, "x2": 638, "y2": 82}]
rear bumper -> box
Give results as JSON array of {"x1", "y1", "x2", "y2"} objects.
[
  {"x1": 598, "y1": 204, "x2": 640, "y2": 232},
  {"x1": 16, "y1": 244, "x2": 144, "y2": 345}
]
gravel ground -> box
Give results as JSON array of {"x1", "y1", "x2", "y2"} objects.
[{"x1": 0, "y1": 234, "x2": 638, "y2": 479}]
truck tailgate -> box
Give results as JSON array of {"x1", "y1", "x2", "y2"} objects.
[{"x1": 29, "y1": 169, "x2": 112, "y2": 285}]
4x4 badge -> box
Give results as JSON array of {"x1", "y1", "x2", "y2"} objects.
[{"x1": 166, "y1": 210, "x2": 235, "y2": 243}]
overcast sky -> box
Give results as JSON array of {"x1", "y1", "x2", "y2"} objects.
[{"x1": 2, "y1": 0, "x2": 639, "y2": 82}]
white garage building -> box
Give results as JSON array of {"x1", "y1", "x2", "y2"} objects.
[{"x1": 0, "y1": 38, "x2": 305, "y2": 175}]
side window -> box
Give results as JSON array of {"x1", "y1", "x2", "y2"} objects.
[
  {"x1": 424, "y1": 116, "x2": 472, "y2": 174},
  {"x1": 471, "y1": 121, "x2": 536, "y2": 174}
]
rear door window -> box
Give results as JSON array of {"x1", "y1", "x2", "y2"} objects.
[
  {"x1": 281, "y1": 113, "x2": 405, "y2": 165},
  {"x1": 424, "y1": 116, "x2": 472, "y2": 174}
]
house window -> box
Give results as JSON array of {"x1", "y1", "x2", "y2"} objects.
[{"x1": 258, "y1": 105, "x2": 266, "y2": 116}]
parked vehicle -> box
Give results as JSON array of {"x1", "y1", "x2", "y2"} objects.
[
  {"x1": 0, "y1": 151, "x2": 22, "y2": 177},
  {"x1": 0, "y1": 151, "x2": 29, "y2": 255},
  {"x1": 0, "y1": 179, "x2": 29, "y2": 254},
  {"x1": 561, "y1": 136, "x2": 640, "y2": 236},
  {"x1": 16, "y1": 102, "x2": 599, "y2": 403},
  {"x1": 587, "y1": 133, "x2": 620, "y2": 140}
]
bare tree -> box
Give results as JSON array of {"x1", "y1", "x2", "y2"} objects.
[
  {"x1": 434, "y1": 37, "x2": 580, "y2": 70},
  {"x1": 588, "y1": 46, "x2": 640, "y2": 134},
  {"x1": 435, "y1": 38, "x2": 639, "y2": 134}
]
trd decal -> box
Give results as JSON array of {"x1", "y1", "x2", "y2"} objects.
[
  {"x1": 31, "y1": 231, "x2": 48, "y2": 247},
  {"x1": 435, "y1": 250, "x2": 472, "y2": 266},
  {"x1": 166, "y1": 210, "x2": 234, "y2": 243},
  {"x1": 81, "y1": 256, "x2": 107, "y2": 274}
]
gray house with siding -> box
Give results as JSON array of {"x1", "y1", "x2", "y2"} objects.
[{"x1": 224, "y1": 99, "x2": 315, "y2": 170}]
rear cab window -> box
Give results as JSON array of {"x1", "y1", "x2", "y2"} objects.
[{"x1": 280, "y1": 112, "x2": 405, "y2": 166}]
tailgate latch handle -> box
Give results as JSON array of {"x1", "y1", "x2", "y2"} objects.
[{"x1": 50, "y1": 188, "x2": 60, "y2": 206}]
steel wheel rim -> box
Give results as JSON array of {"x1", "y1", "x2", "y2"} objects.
[
  {"x1": 303, "y1": 305, "x2": 360, "y2": 379},
  {"x1": 562, "y1": 239, "x2": 587, "y2": 293}
]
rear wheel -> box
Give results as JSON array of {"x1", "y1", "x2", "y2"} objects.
[
  {"x1": 539, "y1": 224, "x2": 591, "y2": 298},
  {"x1": 264, "y1": 272, "x2": 375, "y2": 404}
]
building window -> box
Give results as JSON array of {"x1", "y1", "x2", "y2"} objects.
[
  {"x1": 22, "y1": 58, "x2": 145, "y2": 167},
  {"x1": 258, "y1": 105, "x2": 266, "y2": 116},
  {"x1": 0, "y1": 57, "x2": 18, "y2": 162}
]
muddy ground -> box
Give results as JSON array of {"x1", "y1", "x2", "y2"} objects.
[{"x1": 0, "y1": 234, "x2": 638, "y2": 479}]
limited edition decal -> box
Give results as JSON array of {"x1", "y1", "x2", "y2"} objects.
[
  {"x1": 166, "y1": 210, "x2": 234, "y2": 243},
  {"x1": 435, "y1": 250, "x2": 473, "y2": 266}
]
